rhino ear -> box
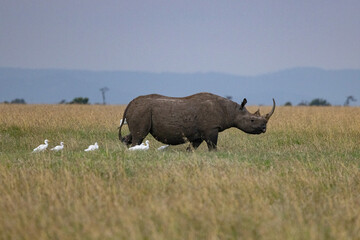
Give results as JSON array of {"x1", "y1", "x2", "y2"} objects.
[
  {"x1": 254, "y1": 109, "x2": 261, "y2": 116},
  {"x1": 240, "y1": 98, "x2": 247, "y2": 110}
]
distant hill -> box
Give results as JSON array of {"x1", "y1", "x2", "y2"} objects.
[{"x1": 0, "y1": 67, "x2": 359, "y2": 106}]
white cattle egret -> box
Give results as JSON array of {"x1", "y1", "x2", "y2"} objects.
[
  {"x1": 157, "y1": 145, "x2": 169, "y2": 151},
  {"x1": 51, "y1": 142, "x2": 64, "y2": 152},
  {"x1": 84, "y1": 142, "x2": 99, "y2": 152},
  {"x1": 32, "y1": 139, "x2": 49, "y2": 153},
  {"x1": 120, "y1": 118, "x2": 127, "y2": 125},
  {"x1": 129, "y1": 140, "x2": 149, "y2": 151}
]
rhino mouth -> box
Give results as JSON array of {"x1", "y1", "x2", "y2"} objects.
[{"x1": 247, "y1": 127, "x2": 266, "y2": 135}]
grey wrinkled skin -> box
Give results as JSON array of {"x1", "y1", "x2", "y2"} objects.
[{"x1": 119, "y1": 92, "x2": 275, "y2": 151}]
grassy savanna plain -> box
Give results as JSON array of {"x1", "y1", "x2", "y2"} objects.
[{"x1": 0, "y1": 103, "x2": 360, "y2": 240}]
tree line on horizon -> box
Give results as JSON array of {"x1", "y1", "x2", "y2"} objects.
[
  {"x1": 283, "y1": 95, "x2": 356, "y2": 106},
  {"x1": 1, "y1": 97, "x2": 89, "y2": 105},
  {"x1": 2, "y1": 95, "x2": 357, "y2": 106}
]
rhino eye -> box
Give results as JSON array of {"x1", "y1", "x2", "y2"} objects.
[{"x1": 251, "y1": 119, "x2": 254, "y2": 122}]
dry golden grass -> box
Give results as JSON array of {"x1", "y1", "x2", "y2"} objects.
[{"x1": 0, "y1": 104, "x2": 360, "y2": 240}]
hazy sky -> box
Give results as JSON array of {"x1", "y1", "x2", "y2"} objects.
[{"x1": 1, "y1": 0, "x2": 360, "y2": 75}]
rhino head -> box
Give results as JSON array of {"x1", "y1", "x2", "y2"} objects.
[{"x1": 234, "y1": 98, "x2": 275, "y2": 134}]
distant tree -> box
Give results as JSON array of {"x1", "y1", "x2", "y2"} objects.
[
  {"x1": 69, "y1": 97, "x2": 89, "y2": 104},
  {"x1": 11, "y1": 98, "x2": 26, "y2": 104},
  {"x1": 100, "y1": 87, "x2": 109, "y2": 105},
  {"x1": 297, "y1": 101, "x2": 308, "y2": 106},
  {"x1": 344, "y1": 96, "x2": 357, "y2": 106},
  {"x1": 309, "y1": 98, "x2": 331, "y2": 106},
  {"x1": 59, "y1": 99, "x2": 67, "y2": 104},
  {"x1": 225, "y1": 95, "x2": 233, "y2": 101},
  {"x1": 284, "y1": 101, "x2": 292, "y2": 106}
]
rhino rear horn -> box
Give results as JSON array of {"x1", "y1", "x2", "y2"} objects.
[
  {"x1": 264, "y1": 99, "x2": 276, "y2": 120},
  {"x1": 240, "y1": 98, "x2": 247, "y2": 110}
]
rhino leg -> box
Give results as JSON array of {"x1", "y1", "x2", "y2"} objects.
[
  {"x1": 130, "y1": 129, "x2": 150, "y2": 147},
  {"x1": 204, "y1": 129, "x2": 219, "y2": 151},
  {"x1": 122, "y1": 134, "x2": 132, "y2": 147},
  {"x1": 186, "y1": 139, "x2": 203, "y2": 152},
  {"x1": 128, "y1": 121, "x2": 152, "y2": 147},
  {"x1": 125, "y1": 107, "x2": 152, "y2": 147}
]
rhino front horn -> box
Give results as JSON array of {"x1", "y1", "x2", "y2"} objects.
[{"x1": 264, "y1": 99, "x2": 276, "y2": 120}]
